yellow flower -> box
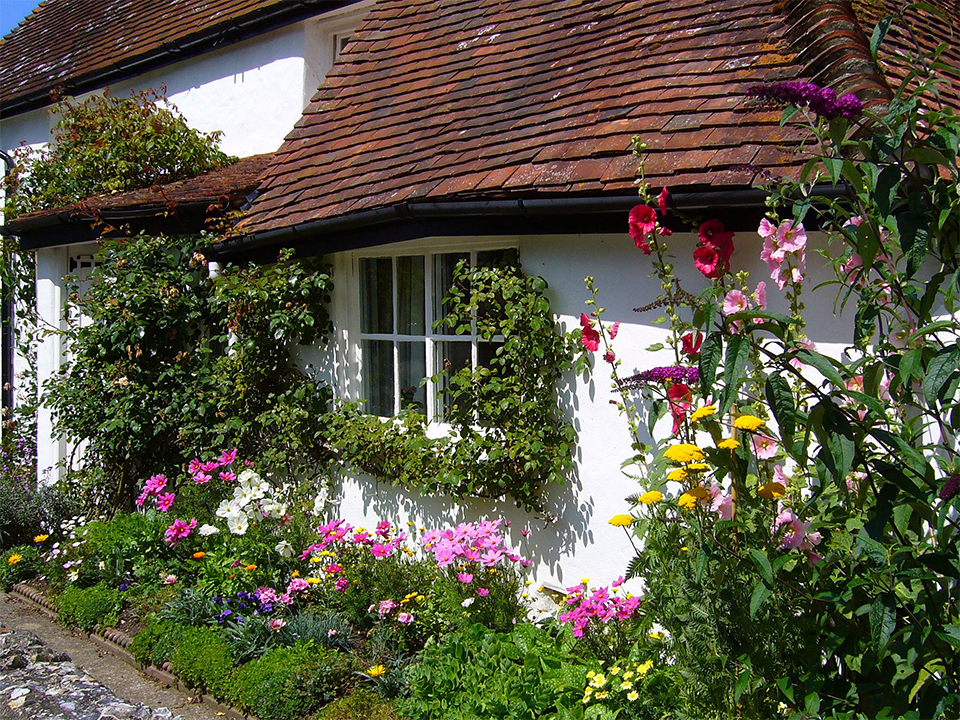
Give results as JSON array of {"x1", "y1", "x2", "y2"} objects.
[
  {"x1": 367, "y1": 665, "x2": 386, "y2": 678},
  {"x1": 7, "y1": 554, "x2": 23, "y2": 565},
  {"x1": 649, "y1": 631, "x2": 665, "y2": 640},
  {"x1": 638, "y1": 660, "x2": 654, "y2": 677},
  {"x1": 620, "y1": 681, "x2": 633, "y2": 690},
  {"x1": 663, "y1": 443, "x2": 704, "y2": 463},
  {"x1": 610, "y1": 666, "x2": 621, "y2": 675},
  {"x1": 689, "y1": 405, "x2": 717, "y2": 422},
  {"x1": 192, "y1": 551, "x2": 206, "y2": 559},
  {"x1": 686, "y1": 486, "x2": 710, "y2": 499},
  {"x1": 758, "y1": 482, "x2": 786, "y2": 499},
  {"x1": 684, "y1": 463, "x2": 709, "y2": 471},
  {"x1": 595, "y1": 691, "x2": 609, "y2": 700},
  {"x1": 416, "y1": 595, "x2": 425, "y2": 602},
  {"x1": 291, "y1": 570, "x2": 300, "y2": 578},
  {"x1": 639, "y1": 490, "x2": 663, "y2": 505},
  {"x1": 680, "y1": 546, "x2": 689, "y2": 552},
  {"x1": 718, "y1": 438, "x2": 741, "y2": 450},
  {"x1": 33, "y1": 534, "x2": 49, "y2": 543},
  {"x1": 590, "y1": 673, "x2": 607, "y2": 688},
  {"x1": 608, "y1": 514, "x2": 634, "y2": 527},
  {"x1": 306, "y1": 577, "x2": 322, "y2": 584},
  {"x1": 666, "y1": 468, "x2": 688, "y2": 482},
  {"x1": 627, "y1": 691, "x2": 639, "y2": 702},
  {"x1": 733, "y1": 415, "x2": 765, "y2": 431},
  {"x1": 586, "y1": 670, "x2": 596, "y2": 679},
  {"x1": 309, "y1": 557, "x2": 322, "y2": 563},
  {"x1": 677, "y1": 493, "x2": 698, "y2": 510}
]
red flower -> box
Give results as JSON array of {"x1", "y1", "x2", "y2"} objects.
[
  {"x1": 681, "y1": 332, "x2": 703, "y2": 356},
  {"x1": 629, "y1": 205, "x2": 657, "y2": 254},
  {"x1": 657, "y1": 187, "x2": 669, "y2": 216},
  {"x1": 604, "y1": 350, "x2": 616, "y2": 364},
  {"x1": 609, "y1": 321, "x2": 620, "y2": 339},
  {"x1": 698, "y1": 219, "x2": 735, "y2": 255},
  {"x1": 693, "y1": 246, "x2": 728, "y2": 279},
  {"x1": 580, "y1": 313, "x2": 600, "y2": 352},
  {"x1": 667, "y1": 383, "x2": 692, "y2": 434}
]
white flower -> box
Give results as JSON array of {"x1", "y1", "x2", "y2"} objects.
[
  {"x1": 461, "y1": 597, "x2": 475, "y2": 608},
  {"x1": 232, "y1": 485, "x2": 254, "y2": 507},
  {"x1": 263, "y1": 502, "x2": 287, "y2": 519},
  {"x1": 198, "y1": 524, "x2": 220, "y2": 537},
  {"x1": 312, "y1": 491, "x2": 328, "y2": 515},
  {"x1": 237, "y1": 469, "x2": 260, "y2": 485},
  {"x1": 227, "y1": 513, "x2": 249, "y2": 535},
  {"x1": 247, "y1": 479, "x2": 271, "y2": 500},
  {"x1": 67, "y1": 570, "x2": 79, "y2": 583},
  {"x1": 275, "y1": 540, "x2": 294, "y2": 558},
  {"x1": 217, "y1": 498, "x2": 244, "y2": 517}
]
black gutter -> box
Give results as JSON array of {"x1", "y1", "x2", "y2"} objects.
[
  {"x1": 3, "y1": 0, "x2": 362, "y2": 118},
  {"x1": 210, "y1": 187, "x2": 839, "y2": 263},
  {"x1": 1, "y1": 150, "x2": 16, "y2": 412}
]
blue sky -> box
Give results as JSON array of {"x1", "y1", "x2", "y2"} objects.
[{"x1": 1, "y1": 0, "x2": 41, "y2": 37}]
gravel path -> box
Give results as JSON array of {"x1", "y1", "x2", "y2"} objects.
[{"x1": 0, "y1": 592, "x2": 221, "y2": 720}]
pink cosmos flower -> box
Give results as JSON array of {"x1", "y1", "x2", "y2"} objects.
[
  {"x1": 396, "y1": 612, "x2": 414, "y2": 624},
  {"x1": 335, "y1": 577, "x2": 350, "y2": 592},
  {"x1": 722, "y1": 289, "x2": 749, "y2": 316},
  {"x1": 144, "y1": 474, "x2": 167, "y2": 496},
  {"x1": 370, "y1": 543, "x2": 393, "y2": 558},
  {"x1": 629, "y1": 205, "x2": 657, "y2": 254},
  {"x1": 324, "y1": 563, "x2": 343, "y2": 574},
  {"x1": 218, "y1": 448, "x2": 238, "y2": 465},
  {"x1": 520, "y1": 529, "x2": 530, "y2": 536},
  {"x1": 580, "y1": 313, "x2": 600, "y2": 352},
  {"x1": 219, "y1": 471, "x2": 236, "y2": 482},
  {"x1": 608, "y1": 321, "x2": 620, "y2": 339},
  {"x1": 375, "y1": 521, "x2": 391, "y2": 537},
  {"x1": 457, "y1": 573, "x2": 474, "y2": 584},
  {"x1": 193, "y1": 472, "x2": 211, "y2": 485},
  {"x1": 136, "y1": 490, "x2": 150, "y2": 508},
  {"x1": 752, "y1": 435, "x2": 779, "y2": 460},
  {"x1": 477, "y1": 588, "x2": 490, "y2": 597},
  {"x1": 156, "y1": 492, "x2": 176, "y2": 512},
  {"x1": 163, "y1": 518, "x2": 197, "y2": 546},
  {"x1": 188, "y1": 459, "x2": 202, "y2": 475}
]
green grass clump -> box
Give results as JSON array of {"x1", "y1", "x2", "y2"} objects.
[{"x1": 57, "y1": 582, "x2": 121, "y2": 631}]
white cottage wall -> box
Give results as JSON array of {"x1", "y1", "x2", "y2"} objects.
[{"x1": 295, "y1": 230, "x2": 852, "y2": 589}]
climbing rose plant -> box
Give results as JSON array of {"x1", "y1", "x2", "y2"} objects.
[{"x1": 585, "y1": 29, "x2": 959, "y2": 720}]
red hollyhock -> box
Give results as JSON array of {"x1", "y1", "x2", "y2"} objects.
[
  {"x1": 657, "y1": 187, "x2": 669, "y2": 216},
  {"x1": 667, "y1": 382, "x2": 692, "y2": 434},
  {"x1": 693, "y1": 246, "x2": 728, "y2": 279},
  {"x1": 629, "y1": 205, "x2": 657, "y2": 254},
  {"x1": 580, "y1": 313, "x2": 600, "y2": 352},
  {"x1": 681, "y1": 331, "x2": 703, "y2": 356}
]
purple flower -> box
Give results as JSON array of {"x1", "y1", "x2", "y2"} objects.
[
  {"x1": 748, "y1": 81, "x2": 863, "y2": 120},
  {"x1": 618, "y1": 366, "x2": 699, "y2": 390},
  {"x1": 940, "y1": 475, "x2": 960, "y2": 501}
]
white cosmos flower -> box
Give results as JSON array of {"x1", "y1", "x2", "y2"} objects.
[
  {"x1": 263, "y1": 502, "x2": 286, "y2": 519},
  {"x1": 232, "y1": 485, "x2": 254, "y2": 507},
  {"x1": 312, "y1": 491, "x2": 327, "y2": 515},
  {"x1": 461, "y1": 597, "x2": 475, "y2": 608},
  {"x1": 216, "y1": 499, "x2": 242, "y2": 518},
  {"x1": 227, "y1": 512, "x2": 249, "y2": 535},
  {"x1": 198, "y1": 524, "x2": 220, "y2": 537},
  {"x1": 275, "y1": 540, "x2": 294, "y2": 558},
  {"x1": 237, "y1": 469, "x2": 260, "y2": 485}
]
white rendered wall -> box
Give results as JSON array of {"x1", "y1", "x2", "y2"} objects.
[
  {"x1": 34, "y1": 246, "x2": 68, "y2": 484},
  {"x1": 297, "y1": 230, "x2": 852, "y2": 591}
]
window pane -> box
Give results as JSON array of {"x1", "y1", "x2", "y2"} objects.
[
  {"x1": 398, "y1": 341, "x2": 426, "y2": 413},
  {"x1": 362, "y1": 340, "x2": 394, "y2": 416},
  {"x1": 397, "y1": 255, "x2": 425, "y2": 335},
  {"x1": 360, "y1": 258, "x2": 393, "y2": 334},
  {"x1": 433, "y1": 252, "x2": 469, "y2": 335},
  {"x1": 477, "y1": 248, "x2": 518, "y2": 268},
  {"x1": 435, "y1": 340, "x2": 471, "y2": 418},
  {"x1": 478, "y1": 341, "x2": 504, "y2": 369}
]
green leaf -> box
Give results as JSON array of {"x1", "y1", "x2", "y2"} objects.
[
  {"x1": 749, "y1": 582, "x2": 771, "y2": 619},
  {"x1": 765, "y1": 373, "x2": 796, "y2": 453},
  {"x1": 748, "y1": 548, "x2": 774, "y2": 587},
  {"x1": 869, "y1": 595, "x2": 896, "y2": 652},
  {"x1": 796, "y1": 349, "x2": 845, "y2": 389},
  {"x1": 720, "y1": 334, "x2": 749, "y2": 416},
  {"x1": 870, "y1": 16, "x2": 892, "y2": 59},
  {"x1": 922, "y1": 346, "x2": 959, "y2": 407},
  {"x1": 699, "y1": 332, "x2": 722, "y2": 399}
]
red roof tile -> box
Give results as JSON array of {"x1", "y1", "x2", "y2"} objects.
[
  {"x1": 242, "y1": 0, "x2": 959, "y2": 237},
  {"x1": 0, "y1": 0, "x2": 359, "y2": 116}
]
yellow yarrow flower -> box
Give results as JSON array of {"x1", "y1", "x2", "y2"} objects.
[
  {"x1": 689, "y1": 405, "x2": 717, "y2": 422},
  {"x1": 666, "y1": 468, "x2": 688, "y2": 482},
  {"x1": 638, "y1": 660, "x2": 654, "y2": 677},
  {"x1": 608, "y1": 514, "x2": 634, "y2": 527},
  {"x1": 33, "y1": 534, "x2": 49, "y2": 543},
  {"x1": 718, "y1": 438, "x2": 741, "y2": 450},
  {"x1": 639, "y1": 490, "x2": 663, "y2": 505},
  {"x1": 734, "y1": 415, "x2": 765, "y2": 431},
  {"x1": 677, "y1": 492, "x2": 698, "y2": 510},
  {"x1": 758, "y1": 482, "x2": 787, "y2": 499},
  {"x1": 7, "y1": 554, "x2": 23, "y2": 565},
  {"x1": 684, "y1": 462, "x2": 709, "y2": 471},
  {"x1": 663, "y1": 444, "x2": 704, "y2": 463},
  {"x1": 367, "y1": 665, "x2": 386, "y2": 678}
]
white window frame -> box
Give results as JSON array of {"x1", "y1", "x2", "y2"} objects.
[{"x1": 349, "y1": 239, "x2": 518, "y2": 421}]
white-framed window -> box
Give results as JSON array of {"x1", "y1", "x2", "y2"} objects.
[{"x1": 357, "y1": 246, "x2": 518, "y2": 420}]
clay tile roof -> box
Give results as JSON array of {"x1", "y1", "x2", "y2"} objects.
[
  {"x1": 242, "y1": 0, "x2": 959, "y2": 237},
  {"x1": 0, "y1": 0, "x2": 357, "y2": 116},
  {"x1": 6, "y1": 153, "x2": 273, "y2": 241}
]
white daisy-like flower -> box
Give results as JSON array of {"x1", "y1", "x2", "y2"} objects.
[
  {"x1": 237, "y1": 469, "x2": 260, "y2": 485},
  {"x1": 275, "y1": 540, "x2": 294, "y2": 557},
  {"x1": 232, "y1": 485, "x2": 254, "y2": 507},
  {"x1": 227, "y1": 513, "x2": 249, "y2": 535},
  {"x1": 263, "y1": 502, "x2": 287, "y2": 519},
  {"x1": 198, "y1": 524, "x2": 220, "y2": 537},
  {"x1": 217, "y1": 498, "x2": 243, "y2": 517}
]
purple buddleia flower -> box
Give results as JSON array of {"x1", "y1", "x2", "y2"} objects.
[
  {"x1": 617, "y1": 365, "x2": 699, "y2": 390},
  {"x1": 940, "y1": 475, "x2": 960, "y2": 501},
  {"x1": 748, "y1": 81, "x2": 863, "y2": 120}
]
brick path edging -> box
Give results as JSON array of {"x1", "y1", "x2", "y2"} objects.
[{"x1": 10, "y1": 583, "x2": 256, "y2": 720}]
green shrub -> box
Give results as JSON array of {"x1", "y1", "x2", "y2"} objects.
[
  {"x1": 129, "y1": 618, "x2": 188, "y2": 667},
  {"x1": 230, "y1": 641, "x2": 354, "y2": 720},
  {"x1": 0, "y1": 479, "x2": 80, "y2": 551},
  {"x1": 400, "y1": 622, "x2": 595, "y2": 720},
  {"x1": 0, "y1": 545, "x2": 40, "y2": 590},
  {"x1": 313, "y1": 688, "x2": 402, "y2": 720},
  {"x1": 169, "y1": 625, "x2": 235, "y2": 698},
  {"x1": 56, "y1": 582, "x2": 121, "y2": 631}
]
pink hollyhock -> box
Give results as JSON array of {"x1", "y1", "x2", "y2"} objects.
[
  {"x1": 629, "y1": 205, "x2": 657, "y2": 253},
  {"x1": 580, "y1": 313, "x2": 600, "y2": 352},
  {"x1": 657, "y1": 187, "x2": 669, "y2": 216},
  {"x1": 603, "y1": 350, "x2": 616, "y2": 364},
  {"x1": 667, "y1": 382, "x2": 692, "y2": 434},
  {"x1": 753, "y1": 435, "x2": 778, "y2": 459},
  {"x1": 758, "y1": 217, "x2": 777, "y2": 240},
  {"x1": 722, "y1": 289, "x2": 749, "y2": 316},
  {"x1": 397, "y1": 612, "x2": 414, "y2": 624},
  {"x1": 608, "y1": 321, "x2": 620, "y2": 339},
  {"x1": 457, "y1": 572, "x2": 474, "y2": 583},
  {"x1": 776, "y1": 220, "x2": 807, "y2": 253},
  {"x1": 477, "y1": 588, "x2": 490, "y2": 597},
  {"x1": 754, "y1": 281, "x2": 767, "y2": 311},
  {"x1": 658, "y1": 226, "x2": 673, "y2": 236},
  {"x1": 712, "y1": 493, "x2": 734, "y2": 520},
  {"x1": 681, "y1": 331, "x2": 703, "y2": 356},
  {"x1": 774, "y1": 465, "x2": 790, "y2": 485},
  {"x1": 156, "y1": 492, "x2": 176, "y2": 512}
]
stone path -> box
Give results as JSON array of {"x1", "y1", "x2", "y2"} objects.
[{"x1": 0, "y1": 593, "x2": 221, "y2": 720}]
